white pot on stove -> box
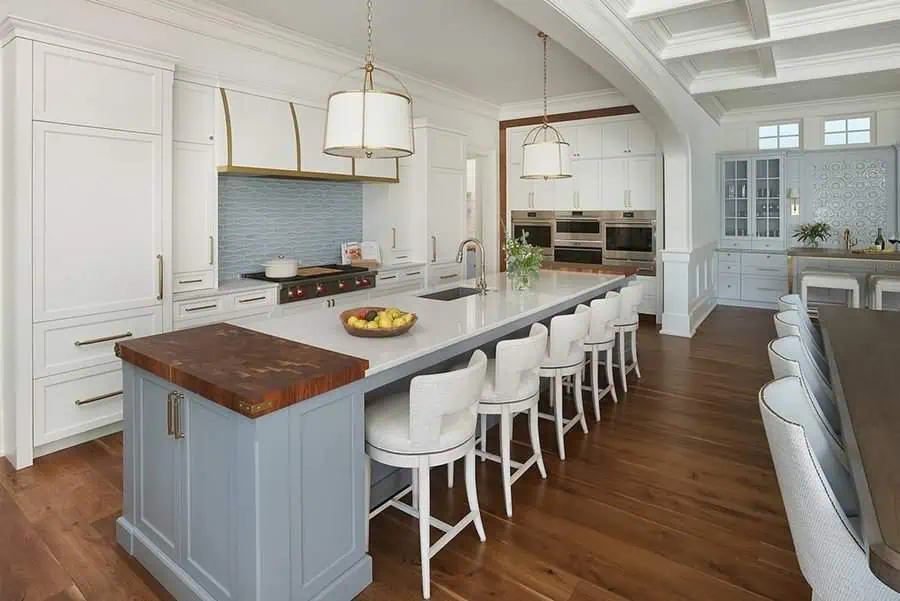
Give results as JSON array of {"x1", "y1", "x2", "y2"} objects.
[{"x1": 262, "y1": 256, "x2": 299, "y2": 278}]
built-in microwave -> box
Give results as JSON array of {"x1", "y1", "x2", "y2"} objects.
[
  {"x1": 602, "y1": 210, "x2": 656, "y2": 262},
  {"x1": 553, "y1": 211, "x2": 603, "y2": 242},
  {"x1": 511, "y1": 211, "x2": 553, "y2": 259}
]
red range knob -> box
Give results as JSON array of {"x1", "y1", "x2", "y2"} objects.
[
  {"x1": 316, "y1": 284, "x2": 325, "y2": 295},
  {"x1": 339, "y1": 281, "x2": 346, "y2": 290},
  {"x1": 296, "y1": 288, "x2": 305, "y2": 298}
]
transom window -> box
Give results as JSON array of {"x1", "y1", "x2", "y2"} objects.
[
  {"x1": 824, "y1": 116, "x2": 872, "y2": 146},
  {"x1": 758, "y1": 122, "x2": 800, "y2": 150}
]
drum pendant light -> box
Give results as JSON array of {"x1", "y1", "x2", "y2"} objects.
[
  {"x1": 324, "y1": 0, "x2": 414, "y2": 159},
  {"x1": 521, "y1": 33, "x2": 571, "y2": 180}
]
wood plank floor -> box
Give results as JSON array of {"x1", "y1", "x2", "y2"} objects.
[{"x1": 0, "y1": 306, "x2": 809, "y2": 601}]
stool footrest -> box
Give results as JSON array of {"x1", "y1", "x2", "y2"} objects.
[{"x1": 474, "y1": 448, "x2": 539, "y2": 485}]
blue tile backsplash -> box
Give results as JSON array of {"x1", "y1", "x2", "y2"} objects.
[{"x1": 218, "y1": 175, "x2": 363, "y2": 280}]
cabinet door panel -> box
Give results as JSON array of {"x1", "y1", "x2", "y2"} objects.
[
  {"x1": 628, "y1": 121, "x2": 657, "y2": 155},
  {"x1": 354, "y1": 158, "x2": 398, "y2": 180},
  {"x1": 573, "y1": 124, "x2": 603, "y2": 160},
  {"x1": 532, "y1": 179, "x2": 556, "y2": 210},
  {"x1": 294, "y1": 104, "x2": 352, "y2": 176},
  {"x1": 174, "y1": 81, "x2": 215, "y2": 144},
  {"x1": 135, "y1": 372, "x2": 180, "y2": 563},
  {"x1": 174, "y1": 142, "x2": 217, "y2": 280},
  {"x1": 429, "y1": 129, "x2": 466, "y2": 171},
  {"x1": 183, "y1": 396, "x2": 236, "y2": 600},
  {"x1": 33, "y1": 43, "x2": 162, "y2": 134},
  {"x1": 507, "y1": 129, "x2": 527, "y2": 165},
  {"x1": 33, "y1": 122, "x2": 163, "y2": 321},
  {"x1": 628, "y1": 157, "x2": 657, "y2": 210},
  {"x1": 601, "y1": 122, "x2": 629, "y2": 157},
  {"x1": 223, "y1": 90, "x2": 296, "y2": 171},
  {"x1": 506, "y1": 171, "x2": 532, "y2": 211},
  {"x1": 575, "y1": 160, "x2": 601, "y2": 209},
  {"x1": 601, "y1": 158, "x2": 628, "y2": 210},
  {"x1": 428, "y1": 170, "x2": 465, "y2": 262}
]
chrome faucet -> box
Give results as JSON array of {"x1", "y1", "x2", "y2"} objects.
[
  {"x1": 456, "y1": 237, "x2": 488, "y2": 295},
  {"x1": 842, "y1": 228, "x2": 858, "y2": 252}
]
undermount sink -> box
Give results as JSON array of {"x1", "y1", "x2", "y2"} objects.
[{"x1": 419, "y1": 287, "x2": 483, "y2": 301}]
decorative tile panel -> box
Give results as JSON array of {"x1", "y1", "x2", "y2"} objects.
[
  {"x1": 809, "y1": 157, "x2": 889, "y2": 246},
  {"x1": 218, "y1": 175, "x2": 363, "y2": 280}
]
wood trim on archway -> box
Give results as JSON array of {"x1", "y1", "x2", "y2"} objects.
[{"x1": 498, "y1": 104, "x2": 640, "y2": 270}]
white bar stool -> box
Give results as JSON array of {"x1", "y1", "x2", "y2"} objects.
[
  {"x1": 778, "y1": 293, "x2": 822, "y2": 350},
  {"x1": 870, "y1": 275, "x2": 900, "y2": 310},
  {"x1": 582, "y1": 293, "x2": 621, "y2": 421},
  {"x1": 453, "y1": 323, "x2": 548, "y2": 518},
  {"x1": 774, "y1": 310, "x2": 830, "y2": 381},
  {"x1": 613, "y1": 283, "x2": 643, "y2": 393},
  {"x1": 800, "y1": 271, "x2": 861, "y2": 308},
  {"x1": 538, "y1": 305, "x2": 591, "y2": 461},
  {"x1": 365, "y1": 351, "x2": 488, "y2": 599},
  {"x1": 768, "y1": 336, "x2": 840, "y2": 439}
]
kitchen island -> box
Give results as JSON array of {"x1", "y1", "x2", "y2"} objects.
[
  {"x1": 786, "y1": 246, "x2": 900, "y2": 292},
  {"x1": 114, "y1": 270, "x2": 630, "y2": 601}
]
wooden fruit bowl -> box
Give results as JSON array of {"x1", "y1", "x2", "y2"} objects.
[{"x1": 339, "y1": 307, "x2": 418, "y2": 338}]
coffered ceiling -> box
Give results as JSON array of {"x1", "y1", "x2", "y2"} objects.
[{"x1": 603, "y1": 0, "x2": 900, "y2": 115}]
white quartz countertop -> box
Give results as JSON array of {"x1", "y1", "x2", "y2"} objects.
[
  {"x1": 173, "y1": 278, "x2": 278, "y2": 301},
  {"x1": 237, "y1": 270, "x2": 625, "y2": 376}
]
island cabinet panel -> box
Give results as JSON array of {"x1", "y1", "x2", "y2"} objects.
[{"x1": 118, "y1": 364, "x2": 372, "y2": 601}]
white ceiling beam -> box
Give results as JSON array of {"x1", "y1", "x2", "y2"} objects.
[
  {"x1": 757, "y1": 47, "x2": 776, "y2": 78},
  {"x1": 627, "y1": 0, "x2": 732, "y2": 21},
  {"x1": 661, "y1": 0, "x2": 900, "y2": 59},
  {"x1": 743, "y1": 0, "x2": 770, "y2": 39},
  {"x1": 689, "y1": 42, "x2": 900, "y2": 94}
]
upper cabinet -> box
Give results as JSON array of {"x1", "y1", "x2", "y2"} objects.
[
  {"x1": 720, "y1": 155, "x2": 784, "y2": 247},
  {"x1": 570, "y1": 123, "x2": 604, "y2": 160},
  {"x1": 601, "y1": 119, "x2": 656, "y2": 157},
  {"x1": 33, "y1": 43, "x2": 164, "y2": 134},
  {"x1": 293, "y1": 103, "x2": 352, "y2": 176},
  {"x1": 174, "y1": 81, "x2": 216, "y2": 144}
]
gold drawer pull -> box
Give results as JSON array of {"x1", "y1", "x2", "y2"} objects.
[
  {"x1": 179, "y1": 278, "x2": 203, "y2": 284},
  {"x1": 75, "y1": 390, "x2": 122, "y2": 406},
  {"x1": 238, "y1": 296, "x2": 267, "y2": 304},
  {"x1": 439, "y1": 274, "x2": 458, "y2": 280},
  {"x1": 184, "y1": 304, "x2": 218, "y2": 312},
  {"x1": 74, "y1": 332, "x2": 133, "y2": 347}
]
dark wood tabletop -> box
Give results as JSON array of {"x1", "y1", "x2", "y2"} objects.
[
  {"x1": 115, "y1": 323, "x2": 369, "y2": 418},
  {"x1": 819, "y1": 307, "x2": 900, "y2": 591}
]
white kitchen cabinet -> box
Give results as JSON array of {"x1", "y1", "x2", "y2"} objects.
[
  {"x1": 217, "y1": 89, "x2": 296, "y2": 172},
  {"x1": 429, "y1": 128, "x2": 466, "y2": 171},
  {"x1": 575, "y1": 160, "x2": 601, "y2": 209},
  {"x1": 601, "y1": 158, "x2": 628, "y2": 210},
  {"x1": 507, "y1": 169, "x2": 533, "y2": 211},
  {"x1": 601, "y1": 122, "x2": 629, "y2": 158},
  {"x1": 355, "y1": 157, "x2": 398, "y2": 180},
  {"x1": 427, "y1": 262, "x2": 463, "y2": 287},
  {"x1": 173, "y1": 142, "x2": 217, "y2": 292},
  {"x1": 719, "y1": 155, "x2": 784, "y2": 247},
  {"x1": 32, "y1": 121, "x2": 164, "y2": 322},
  {"x1": 293, "y1": 103, "x2": 353, "y2": 176},
  {"x1": 717, "y1": 249, "x2": 788, "y2": 308},
  {"x1": 363, "y1": 164, "x2": 412, "y2": 257},
  {"x1": 33, "y1": 42, "x2": 163, "y2": 134},
  {"x1": 571, "y1": 123, "x2": 603, "y2": 160},
  {"x1": 531, "y1": 179, "x2": 556, "y2": 211},
  {"x1": 601, "y1": 119, "x2": 656, "y2": 157},
  {"x1": 507, "y1": 129, "x2": 527, "y2": 165},
  {"x1": 627, "y1": 120, "x2": 657, "y2": 155},
  {"x1": 174, "y1": 81, "x2": 215, "y2": 144},
  {"x1": 428, "y1": 168, "x2": 466, "y2": 262},
  {"x1": 628, "y1": 157, "x2": 658, "y2": 210}
]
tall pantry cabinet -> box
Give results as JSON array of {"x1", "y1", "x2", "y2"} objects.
[{"x1": 2, "y1": 26, "x2": 175, "y2": 468}]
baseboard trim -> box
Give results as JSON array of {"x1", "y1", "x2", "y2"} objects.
[
  {"x1": 34, "y1": 421, "x2": 123, "y2": 459},
  {"x1": 660, "y1": 312, "x2": 691, "y2": 337},
  {"x1": 689, "y1": 295, "x2": 718, "y2": 335}
]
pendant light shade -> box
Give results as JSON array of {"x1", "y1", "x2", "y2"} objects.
[
  {"x1": 323, "y1": 0, "x2": 414, "y2": 159},
  {"x1": 521, "y1": 32, "x2": 571, "y2": 180}
]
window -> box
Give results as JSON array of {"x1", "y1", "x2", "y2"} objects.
[
  {"x1": 758, "y1": 122, "x2": 800, "y2": 150},
  {"x1": 824, "y1": 116, "x2": 872, "y2": 146}
]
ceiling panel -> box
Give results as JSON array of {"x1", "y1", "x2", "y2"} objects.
[
  {"x1": 659, "y1": 1, "x2": 747, "y2": 35},
  {"x1": 775, "y1": 21, "x2": 900, "y2": 60},
  {"x1": 690, "y1": 49, "x2": 759, "y2": 72}
]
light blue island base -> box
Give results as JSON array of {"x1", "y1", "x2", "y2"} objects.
[{"x1": 116, "y1": 362, "x2": 371, "y2": 601}]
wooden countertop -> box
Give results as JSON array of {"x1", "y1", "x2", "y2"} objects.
[
  {"x1": 115, "y1": 323, "x2": 369, "y2": 418},
  {"x1": 787, "y1": 247, "x2": 900, "y2": 261},
  {"x1": 819, "y1": 307, "x2": 900, "y2": 591},
  {"x1": 543, "y1": 262, "x2": 641, "y2": 277}
]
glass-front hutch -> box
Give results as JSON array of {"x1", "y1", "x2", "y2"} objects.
[{"x1": 721, "y1": 155, "x2": 784, "y2": 247}]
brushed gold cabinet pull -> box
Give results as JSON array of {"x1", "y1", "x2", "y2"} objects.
[
  {"x1": 440, "y1": 274, "x2": 457, "y2": 280},
  {"x1": 179, "y1": 279, "x2": 203, "y2": 285},
  {"x1": 157, "y1": 254, "x2": 164, "y2": 300},
  {"x1": 172, "y1": 391, "x2": 185, "y2": 439},
  {"x1": 209, "y1": 236, "x2": 215, "y2": 265},
  {"x1": 74, "y1": 332, "x2": 132, "y2": 347},
  {"x1": 184, "y1": 304, "x2": 218, "y2": 312},
  {"x1": 166, "y1": 392, "x2": 175, "y2": 436},
  {"x1": 238, "y1": 296, "x2": 266, "y2": 304},
  {"x1": 75, "y1": 390, "x2": 122, "y2": 406}
]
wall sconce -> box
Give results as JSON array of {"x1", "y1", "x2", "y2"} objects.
[{"x1": 788, "y1": 188, "x2": 800, "y2": 216}]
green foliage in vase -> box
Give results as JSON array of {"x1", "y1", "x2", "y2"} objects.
[
  {"x1": 793, "y1": 222, "x2": 832, "y2": 245},
  {"x1": 505, "y1": 232, "x2": 543, "y2": 282}
]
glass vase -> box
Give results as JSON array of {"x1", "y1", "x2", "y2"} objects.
[{"x1": 509, "y1": 269, "x2": 534, "y2": 291}]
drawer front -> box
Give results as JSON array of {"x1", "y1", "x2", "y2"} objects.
[
  {"x1": 228, "y1": 288, "x2": 276, "y2": 310},
  {"x1": 175, "y1": 296, "x2": 226, "y2": 320},
  {"x1": 388, "y1": 250, "x2": 415, "y2": 263},
  {"x1": 34, "y1": 363, "x2": 123, "y2": 446},
  {"x1": 742, "y1": 253, "x2": 787, "y2": 269},
  {"x1": 427, "y1": 264, "x2": 462, "y2": 287},
  {"x1": 718, "y1": 262, "x2": 741, "y2": 276},
  {"x1": 34, "y1": 307, "x2": 162, "y2": 378},
  {"x1": 742, "y1": 276, "x2": 788, "y2": 304},
  {"x1": 720, "y1": 239, "x2": 751, "y2": 249},
  {"x1": 173, "y1": 271, "x2": 215, "y2": 294},
  {"x1": 718, "y1": 251, "x2": 742, "y2": 265},
  {"x1": 376, "y1": 271, "x2": 405, "y2": 287},
  {"x1": 877, "y1": 261, "x2": 900, "y2": 274},
  {"x1": 718, "y1": 274, "x2": 741, "y2": 300},
  {"x1": 827, "y1": 260, "x2": 877, "y2": 274},
  {"x1": 751, "y1": 239, "x2": 784, "y2": 251}
]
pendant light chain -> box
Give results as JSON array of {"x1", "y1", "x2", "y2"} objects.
[
  {"x1": 365, "y1": 0, "x2": 375, "y2": 66},
  {"x1": 542, "y1": 32, "x2": 549, "y2": 126}
]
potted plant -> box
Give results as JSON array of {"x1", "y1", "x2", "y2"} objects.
[
  {"x1": 505, "y1": 232, "x2": 543, "y2": 290},
  {"x1": 793, "y1": 222, "x2": 832, "y2": 248}
]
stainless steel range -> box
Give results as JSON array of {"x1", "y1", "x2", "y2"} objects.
[{"x1": 242, "y1": 264, "x2": 376, "y2": 304}]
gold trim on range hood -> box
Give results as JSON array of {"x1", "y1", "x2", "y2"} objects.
[{"x1": 217, "y1": 87, "x2": 399, "y2": 183}]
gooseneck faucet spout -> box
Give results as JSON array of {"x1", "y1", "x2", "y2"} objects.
[{"x1": 456, "y1": 238, "x2": 488, "y2": 295}]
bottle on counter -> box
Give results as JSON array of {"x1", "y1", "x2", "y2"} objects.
[{"x1": 875, "y1": 228, "x2": 886, "y2": 250}]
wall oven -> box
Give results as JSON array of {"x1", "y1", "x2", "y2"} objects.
[
  {"x1": 554, "y1": 211, "x2": 603, "y2": 242},
  {"x1": 553, "y1": 240, "x2": 603, "y2": 265},
  {"x1": 600, "y1": 210, "x2": 656, "y2": 275},
  {"x1": 511, "y1": 211, "x2": 553, "y2": 259}
]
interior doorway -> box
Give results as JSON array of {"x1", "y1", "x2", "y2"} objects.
[{"x1": 464, "y1": 148, "x2": 498, "y2": 277}]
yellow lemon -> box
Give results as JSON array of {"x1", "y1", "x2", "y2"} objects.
[
  {"x1": 392, "y1": 317, "x2": 406, "y2": 327},
  {"x1": 347, "y1": 316, "x2": 358, "y2": 326},
  {"x1": 354, "y1": 320, "x2": 367, "y2": 329},
  {"x1": 366, "y1": 321, "x2": 379, "y2": 330}
]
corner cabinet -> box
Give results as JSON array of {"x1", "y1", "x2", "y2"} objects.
[{"x1": 720, "y1": 155, "x2": 785, "y2": 249}]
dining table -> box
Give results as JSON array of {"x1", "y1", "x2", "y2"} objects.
[{"x1": 819, "y1": 306, "x2": 900, "y2": 592}]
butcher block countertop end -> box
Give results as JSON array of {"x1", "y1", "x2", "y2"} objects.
[
  {"x1": 115, "y1": 323, "x2": 369, "y2": 418},
  {"x1": 543, "y1": 262, "x2": 641, "y2": 277}
]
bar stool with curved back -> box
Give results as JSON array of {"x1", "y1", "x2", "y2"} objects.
[
  {"x1": 768, "y1": 335, "x2": 840, "y2": 437},
  {"x1": 870, "y1": 275, "x2": 900, "y2": 310},
  {"x1": 539, "y1": 306, "x2": 591, "y2": 461},
  {"x1": 613, "y1": 283, "x2": 643, "y2": 392},
  {"x1": 365, "y1": 351, "x2": 488, "y2": 599},
  {"x1": 774, "y1": 310, "x2": 830, "y2": 381},
  {"x1": 759, "y1": 377, "x2": 882, "y2": 601},
  {"x1": 778, "y1": 293, "x2": 822, "y2": 349},
  {"x1": 801, "y1": 271, "x2": 862, "y2": 309},
  {"x1": 582, "y1": 293, "x2": 621, "y2": 421},
  {"x1": 462, "y1": 323, "x2": 549, "y2": 518}
]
